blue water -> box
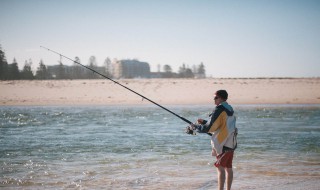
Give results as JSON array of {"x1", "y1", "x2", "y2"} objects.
[{"x1": 1, "y1": 105, "x2": 320, "y2": 189}]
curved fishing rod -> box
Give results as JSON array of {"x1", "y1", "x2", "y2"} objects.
[{"x1": 40, "y1": 46, "x2": 193, "y2": 125}]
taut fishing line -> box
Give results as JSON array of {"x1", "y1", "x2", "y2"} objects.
[{"x1": 41, "y1": 46, "x2": 196, "y2": 134}]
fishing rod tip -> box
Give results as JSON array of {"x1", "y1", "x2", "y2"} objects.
[{"x1": 40, "y1": 46, "x2": 48, "y2": 50}]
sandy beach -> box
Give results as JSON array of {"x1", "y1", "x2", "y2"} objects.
[{"x1": 0, "y1": 78, "x2": 320, "y2": 106}]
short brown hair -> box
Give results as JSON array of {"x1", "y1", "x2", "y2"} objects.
[{"x1": 216, "y1": 90, "x2": 228, "y2": 100}]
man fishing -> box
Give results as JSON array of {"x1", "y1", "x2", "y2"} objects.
[
  {"x1": 42, "y1": 47, "x2": 237, "y2": 190},
  {"x1": 187, "y1": 90, "x2": 237, "y2": 190}
]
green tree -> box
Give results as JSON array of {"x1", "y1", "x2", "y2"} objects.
[
  {"x1": 198, "y1": 62, "x2": 205, "y2": 75},
  {"x1": 185, "y1": 68, "x2": 194, "y2": 78},
  {"x1": 0, "y1": 45, "x2": 8, "y2": 80},
  {"x1": 178, "y1": 63, "x2": 187, "y2": 78},
  {"x1": 20, "y1": 60, "x2": 34, "y2": 80},
  {"x1": 104, "y1": 57, "x2": 112, "y2": 78},
  {"x1": 35, "y1": 59, "x2": 49, "y2": 79},
  {"x1": 163, "y1": 64, "x2": 172, "y2": 73},
  {"x1": 57, "y1": 62, "x2": 66, "y2": 79},
  {"x1": 72, "y1": 56, "x2": 82, "y2": 79},
  {"x1": 163, "y1": 64, "x2": 173, "y2": 78},
  {"x1": 178, "y1": 63, "x2": 194, "y2": 78},
  {"x1": 8, "y1": 58, "x2": 20, "y2": 80},
  {"x1": 87, "y1": 56, "x2": 98, "y2": 79}
]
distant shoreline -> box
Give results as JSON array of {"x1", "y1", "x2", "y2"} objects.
[{"x1": 1, "y1": 78, "x2": 320, "y2": 106}]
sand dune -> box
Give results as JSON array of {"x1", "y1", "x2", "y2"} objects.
[{"x1": 0, "y1": 78, "x2": 319, "y2": 106}]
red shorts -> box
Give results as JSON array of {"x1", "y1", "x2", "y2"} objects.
[{"x1": 214, "y1": 151, "x2": 234, "y2": 168}]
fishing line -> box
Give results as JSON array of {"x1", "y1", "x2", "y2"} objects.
[{"x1": 40, "y1": 46, "x2": 193, "y2": 125}]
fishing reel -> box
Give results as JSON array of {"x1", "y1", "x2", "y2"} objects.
[{"x1": 185, "y1": 125, "x2": 196, "y2": 135}]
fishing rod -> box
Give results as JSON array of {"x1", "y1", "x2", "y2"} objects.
[{"x1": 40, "y1": 46, "x2": 193, "y2": 125}]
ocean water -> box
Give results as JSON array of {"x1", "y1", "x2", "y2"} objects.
[{"x1": 0, "y1": 105, "x2": 319, "y2": 190}]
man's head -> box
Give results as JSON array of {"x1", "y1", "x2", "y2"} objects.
[{"x1": 214, "y1": 90, "x2": 228, "y2": 105}]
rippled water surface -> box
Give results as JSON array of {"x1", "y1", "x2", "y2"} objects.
[{"x1": 1, "y1": 105, "x2": 319, "y2": 189}]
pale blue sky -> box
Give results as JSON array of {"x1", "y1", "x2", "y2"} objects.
[{"x1": 1, "y1": 0, "x2": 319, "y2": 77}]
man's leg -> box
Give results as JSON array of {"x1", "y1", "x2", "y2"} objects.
[
  {"x1": 225, "y1": 167, "x2": 233, "y2": 190},
  {"x1": 217, "y1": 166, "x2": 225, "y2": 190}
]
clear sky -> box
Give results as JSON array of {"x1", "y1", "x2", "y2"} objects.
[{"x1": 1, "y1": 0, "x2": 319, "y2": 77}]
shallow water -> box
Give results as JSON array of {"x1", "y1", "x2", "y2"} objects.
[{"x1": 1, "y1": 105, "x2": 319, "y2": 189}]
